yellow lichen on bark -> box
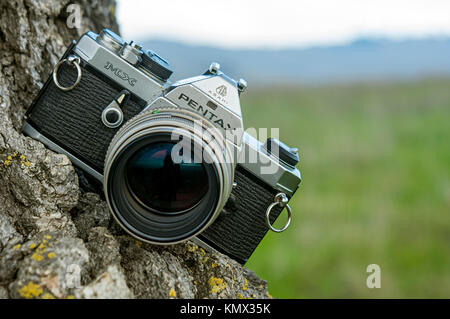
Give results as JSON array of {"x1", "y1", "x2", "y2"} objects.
[
  {"x1": 209, "y1": 277, "x2": 226, "y2": 293},
  {"x1": 18, "y1": 282, "x2": 43, "y2": 299},
  {"x1": 32, "y1": 252, "x2": 43, "y2": 261},
  {"x1": 243, "y1": 278, "x2": 248, "y2": 291}
]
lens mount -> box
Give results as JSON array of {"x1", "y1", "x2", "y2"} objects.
[{"x1": 104, "y1": 108, "x2": 234, "y2": 244}]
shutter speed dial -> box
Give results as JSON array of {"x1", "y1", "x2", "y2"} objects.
[
  {"x1": 96, "y1": 29, "x2": 173, "y2": 82},
  {"x1": 139, "y1": 50, "x2": 173, "y2": 81}
]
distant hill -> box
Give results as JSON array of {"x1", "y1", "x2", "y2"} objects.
[{"x1": 141, "y1": 37, "x2": 450, "y2": 86}]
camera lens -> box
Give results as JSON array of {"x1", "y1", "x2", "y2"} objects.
[
  {"x1": 104, "y1": 108, "x2": 234, "y2": 244},
  {"x1": 125, "y1": 142, "x2": 208, "y2": 213}
]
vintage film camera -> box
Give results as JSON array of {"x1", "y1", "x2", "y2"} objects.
[{"x1": 23, "y1": 29, "x2": 301, "y2": 263}]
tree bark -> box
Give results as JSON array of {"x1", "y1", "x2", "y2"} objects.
[{"x1": 0, "y1": 0, "x2": 270, "y2": 299}]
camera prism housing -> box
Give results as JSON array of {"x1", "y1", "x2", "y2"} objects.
[{"x1": 23, "y1": 29, "x2": 301, "y2": 263}]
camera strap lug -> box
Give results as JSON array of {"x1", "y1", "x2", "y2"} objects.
[
  {"x1": 52, "y1": 55, "x2": 82, "y2": 91},
  {"x1": 101, "y1": 90, "x2": 130, "y2": 129},
  {"x1": 265, "y1": 193, "x2": 292, "y2": 233}
]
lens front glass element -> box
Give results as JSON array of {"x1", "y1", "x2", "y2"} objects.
[{"x1": 125, "y1": 142, "x2": 208, "y2": 213}]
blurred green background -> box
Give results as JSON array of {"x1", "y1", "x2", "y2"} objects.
[{"x1": 242, "y1": 78, "x2": 450, "y2": 298}]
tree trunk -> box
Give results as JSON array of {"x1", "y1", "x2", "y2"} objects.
[{"x1": 0, "y1": 0, "x2": 270, "y2": 299}]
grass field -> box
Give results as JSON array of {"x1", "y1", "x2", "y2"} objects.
[{"x1": 241, "y1": 78, "x2": 450, "y2": 298}]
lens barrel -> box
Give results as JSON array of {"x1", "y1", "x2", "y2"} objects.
[{"x1": 104, "y1": 108, "x2": 234, "y2": 244}]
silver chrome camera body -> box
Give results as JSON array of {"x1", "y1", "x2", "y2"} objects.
[{"x1": 23, "y1": 29, "x2": 301, "y2": 263}]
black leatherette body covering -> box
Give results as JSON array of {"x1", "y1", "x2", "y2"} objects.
[
  {"x1": 199, "y1": 165, "x2": 284, "y2": 263},
  {"x1": 28, "y1": 56, "x2": 147, "y2": 173}
]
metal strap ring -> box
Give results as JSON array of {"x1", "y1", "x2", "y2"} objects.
[
  {"x1": 265, "y1": 193, "x2": 292, "y2": 233},
  {"x1": 52, "y1": 55, "x2": 82, "y2": 91}
]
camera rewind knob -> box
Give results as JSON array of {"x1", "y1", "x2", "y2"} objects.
[{"x1": 264, "y1": 138, "x2": 299, "y2": 167}]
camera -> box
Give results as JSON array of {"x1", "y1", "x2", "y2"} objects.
[{"x1": 23, "y1": 29, "x2": 302, "y2": 263}]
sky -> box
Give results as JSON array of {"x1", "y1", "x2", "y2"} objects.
[{"x1": 117, "y1": 0, "x2": 450, "y2": 49}]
